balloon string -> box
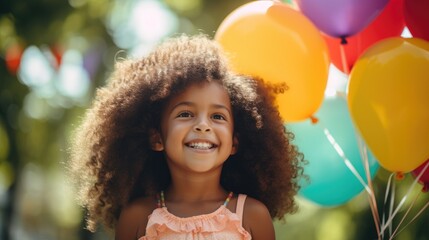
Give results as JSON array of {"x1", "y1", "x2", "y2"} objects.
[
  {"x1": 323, "y1": 126, "x2": 381, "y2": 237},
  {"x1": 320, "y1": 118, "x2": 386, "y2": 239},
  {"x1": 357, "y1": 137, "x2": 380, "y2": 212},
  {"x1": 380, "y1": 161, "x2": 429, "y2": 236},
  {"x1": 367, "y1": 194, "x2": 382, "y2": 240},
  {"x1": 389, "y1": 191, "x2": 422, "y2": 240},
  {"x1": 321, "y1": 127, "x2": 372, "y2": 195},
  {"x1": 339, "y1": 37, "x2": 350, "y2": 75},
  {"x1": 388, "y1": 180, "x2": 396, "y2": 237},
  {"x1": 380, "y1": 173, "x2": 395, "y2": 239},
  {"x1": 357, "y1": 136, "x2": 381, "y2": 238},
  {"x1": 389, "y1": 198, "x2": 429, "y2": 239},
  {"x1": 356, "y1": 35, "x2": 362, "y2": 61}
]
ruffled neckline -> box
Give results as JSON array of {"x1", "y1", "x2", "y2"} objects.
[
  {"x1": 158, "y1": 205, "x2": 229, "y2": 221},
  {"x1": 141, "y1": 201, "x2": 252, "y2": 239}
]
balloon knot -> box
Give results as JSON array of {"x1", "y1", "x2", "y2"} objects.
[
  {"x1": 310, "y1": 116, "x2": 319, "y2": 124},
  {"x1": 395, "y1": 172, "x2": 405, "y2": 181},
  {"x1": 422, "y1": 184, "x2": 429, "y2": 193},
  {"x1": 340, "y1": 36, "x2": 348, "y2": 45}
]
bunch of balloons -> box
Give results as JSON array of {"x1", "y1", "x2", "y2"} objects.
[{"x1": 214, "y1": 0, "x2": 429, "y2": 206}]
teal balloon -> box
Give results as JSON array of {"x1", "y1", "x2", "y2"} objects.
[{"x1": 289, "y1": 95, "x2": 379, "y2": 206}]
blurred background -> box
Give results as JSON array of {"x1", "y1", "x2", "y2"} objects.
[{"x1": 0, "y1": 0, "x2": 428, "y2": 239}]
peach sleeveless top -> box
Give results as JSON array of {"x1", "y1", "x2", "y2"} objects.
[{"x1": 139, "y1": 193, "x2": 251, "y2": 240}]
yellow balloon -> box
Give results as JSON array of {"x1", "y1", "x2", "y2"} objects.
[
  {"x1": 215, "y1": 1, "x2": 329, "y2": 122},
  {"x1": 348, "y1": 37, "x2": 429, "y2": 173}
]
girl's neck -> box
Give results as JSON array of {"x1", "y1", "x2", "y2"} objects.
[
  {"x1": 166, "y1": 167, "x2": 226, "y2": 202},
  {"x1": 161, "y1": 185, "x2": 231, "y2": 218},
  {"x1": 165, "y1": 182, "x2": 227, "y2": 203}
]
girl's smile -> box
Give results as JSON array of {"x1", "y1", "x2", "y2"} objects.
[{"x1": 185, "y1": 140, "x2": 217, "y2": 150}]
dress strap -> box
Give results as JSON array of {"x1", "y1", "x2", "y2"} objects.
[
  {"x1": 223, "y1": 191, "x2": 234, "y2": 206},
  {"x1": 157, "y1": 191, "x2": 166, "y2": 208},
  {"x1": 236, "y1": 194, "x2": 247, "y2": 226}
]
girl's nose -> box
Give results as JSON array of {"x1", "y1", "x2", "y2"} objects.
[{"x1": 194, "y1": 118, "x2": 211, "y2": 132}]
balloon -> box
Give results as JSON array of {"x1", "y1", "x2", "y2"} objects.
[
  {"x1": 290, "y1": 95, "x2": 379, "y2": 206},
  {"x1": 403, "y1": 0, "x2": 429, "y2": 41},
  {"x1": 280, "y1": 0, "x2": 298, "y2": 9},
  {"x1": 215, "y1": 1, "x2": 329, "y2": 122},
  {"x1": 5, "y1": 43, "x2": 23, "y2": 74},
  {"x1": 412, "y1": 159, "x2": 429, "y2": 192},
  {"x1": 295, "y1": 0, "x2": 389, "y2": 38},
  {"x1": 348, "y1": 37, "x2": 429, "y2": 173},
  {"x1": 324, "y1": 0, "x2": 405, "y2": 73}
]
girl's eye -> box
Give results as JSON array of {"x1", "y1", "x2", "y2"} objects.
[
  {"x1": 177, "y1": 111, "x2": 193, "y2": 118},
  {"x1": 212, "y1": 114, "x2": 226, "y2": 120}
]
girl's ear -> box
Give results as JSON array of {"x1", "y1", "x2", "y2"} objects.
[
  {"x1": 231, "y1": 134, "x2": 239, "y2": 155},
  {"x1": 149, "y1": 129, "x2": 164, "y2": 151}
]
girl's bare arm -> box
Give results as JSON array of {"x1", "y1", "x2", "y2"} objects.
[{"x1": 115, "y1": 198, "x2": 154, "y2": 240}]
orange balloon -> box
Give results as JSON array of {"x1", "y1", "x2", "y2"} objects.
[{"x1": 215, "y1": 1, "x2": 330, "y2": 122}]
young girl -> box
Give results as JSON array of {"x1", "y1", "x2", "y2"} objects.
[{"x1": 69, "y1": 34, "x2": 304, "y2": 240}]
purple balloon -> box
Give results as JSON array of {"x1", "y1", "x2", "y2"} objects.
[{"x1": 296, "y1": 0, "x2": 389, "y2": 39}]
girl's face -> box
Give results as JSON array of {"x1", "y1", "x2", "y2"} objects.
[{"x1": 154, "y1": 81, "x2": 237, "y2": 174}]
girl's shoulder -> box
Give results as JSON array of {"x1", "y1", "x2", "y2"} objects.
[
  {"x1": 241, "y1": 195, "x2": 275, "y2": 240},
  {"x1": 115, "y1": 196, "x2": 157, "y2": 240},
  {"x1": 241, "y1": 195, "x2": 270, "y2": 221}
]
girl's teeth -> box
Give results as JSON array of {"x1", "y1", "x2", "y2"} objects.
[{"x1": 189, "y1": 142, "x2": 213, "y2": 149}]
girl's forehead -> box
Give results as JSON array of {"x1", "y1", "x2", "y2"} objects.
[
  {"x1": 174, "y1": 81, "x2": 228, "y2": 98},
  {"x1": 164, "y1": 81, "x2": 232, "y2": 109}
]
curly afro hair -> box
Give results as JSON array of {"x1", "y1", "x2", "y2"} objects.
[{"x1": 69, "y1": 34, "x2": 304, "y2": 232}]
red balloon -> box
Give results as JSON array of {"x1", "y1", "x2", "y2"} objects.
[
  {"x1": 5, "y1": 43, "x2": 23, "y2": 74},
  {"x1": 404, "y1": 0, "x2": 429, "y2": 41},
  {"x1": 51, "y1": 45, "x2": 63, "y2": 68},
  {"x1": 412, "y1": 159, "x2": 429, "y2": 192},
  {"x1": 324, "y1": 0, "x2": 405, "y2": 73}
]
